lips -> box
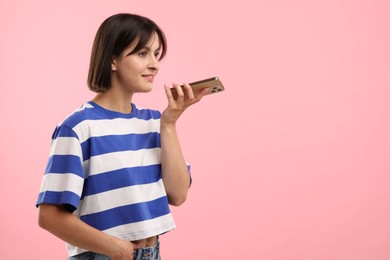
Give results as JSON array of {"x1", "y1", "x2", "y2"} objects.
[{"x1": 142, "y1": 74, "x2": 155, "y2": 82}]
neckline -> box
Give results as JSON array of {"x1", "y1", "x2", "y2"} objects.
[{"x1": 88, "y1": 101, "x2": 136, "y2": 118}]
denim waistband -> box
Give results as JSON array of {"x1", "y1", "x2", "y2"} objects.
[
  {"x1": 68, "y1": 240, "x2": 160, "y2": 260},
  {"x1": 133, "y1": 241, "x2": 160, "y2": 260}
]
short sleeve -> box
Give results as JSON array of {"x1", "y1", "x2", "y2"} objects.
[
  {"x1": 36, "y1": 125, "x2": 85, "y2": 212},
  {"x1": 186, "y1": 161, "x2": 192, "y2": 187}
]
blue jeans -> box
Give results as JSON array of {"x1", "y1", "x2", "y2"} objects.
[{"x1": 68, "y1": 241, "x2": 161, "y2": 260}]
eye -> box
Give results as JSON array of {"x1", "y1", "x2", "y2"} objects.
[
  {"x1": 154, "y1": 51, "x2": 160, "y2": 58},
  {"x1": 138, "y1": 51, "x2": 147, "y2": 57}
]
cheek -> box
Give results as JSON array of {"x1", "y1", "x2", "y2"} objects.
[{"x1": 125, "y1": 57, "x2": 144, "y2": 69}]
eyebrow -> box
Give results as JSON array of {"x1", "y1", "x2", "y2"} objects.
[
  {"x1": 125, "y1": 46, "x2": 161, "y2": 57},
  {"x1": 142, "y1": 46, "x2": 161, "y2": 52}
]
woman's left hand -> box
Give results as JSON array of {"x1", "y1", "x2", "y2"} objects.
[{"x1": 161, "y1": 83, "x2": 206, "y2": 126}]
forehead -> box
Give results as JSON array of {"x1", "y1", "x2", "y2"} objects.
[
  {"x1": 144, "y1": 32, "x2": 161, "y2": 49},
  {"x1": 124, "y1": 31, "x2": 161, "y2": 54}
]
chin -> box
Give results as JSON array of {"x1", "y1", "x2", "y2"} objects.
[{"x1": 137, "y1": 87, "x2": 153, "y2": 93}]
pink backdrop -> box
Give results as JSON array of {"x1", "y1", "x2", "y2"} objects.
[{"x1": 1, "y1": 0, "x2": 389, "y2": 259}]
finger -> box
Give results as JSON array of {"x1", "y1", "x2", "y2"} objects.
[
  {"x1": 198, "y1": 87, "x2": 208, "y2": 98},
  {"x1": 182, "y1": 83, "x2": 195, "y2": 100},
  {"x1": 164, "y1": 84, "x2": 175, "y2": 101},
  {"x1": 131, "y1": 241, "x2": 141, "y2": 250},
  {"x1": 173, "y1": 83, "x2": 185, "y2": 100},
  {"x1": 191, "y1": 87, "x2": 208, "y2": 103}
]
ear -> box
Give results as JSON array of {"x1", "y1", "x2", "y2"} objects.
[{"x1": 111, "y1": 58, "x2": 117, "y2": 71}]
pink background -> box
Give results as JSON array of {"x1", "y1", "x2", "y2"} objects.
[{"x1": 1, "y1": 0, "x2": 389, "y2": 259}]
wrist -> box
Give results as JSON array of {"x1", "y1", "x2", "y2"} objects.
[{"x1": 160, "y1": 121, "x2": 176, "y2": 131}]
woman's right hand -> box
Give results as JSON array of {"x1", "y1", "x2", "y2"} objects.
[{"x1": 110, "y1": 239, "x2": 137, "y2": 260}]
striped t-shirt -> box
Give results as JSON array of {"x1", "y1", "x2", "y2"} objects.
[{"x1": 36, "y1": 101, "x2": 178, "y2": 257}]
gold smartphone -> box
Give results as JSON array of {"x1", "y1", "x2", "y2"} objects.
[{"x1": 171, "y1": 77, "x2": 225, "y2": 100}]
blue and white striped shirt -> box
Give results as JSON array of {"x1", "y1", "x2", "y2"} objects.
[{"x1": 36, "y1": 101, "x2": 178, "y2": 257}]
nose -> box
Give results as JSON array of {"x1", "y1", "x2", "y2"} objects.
[{"x1": 148, "y1": 55, "x2": 160, "y2": 72}]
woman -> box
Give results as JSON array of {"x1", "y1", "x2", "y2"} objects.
[{"x1": 36, "y1": 13, "x2": 206, "y2": 260}]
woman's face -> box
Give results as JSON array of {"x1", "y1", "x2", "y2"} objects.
[{"x1": 111, "y1": 32, "x2": 161, "y2": 94}]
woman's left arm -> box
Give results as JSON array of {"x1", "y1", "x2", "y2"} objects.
[{"x1": 160, "y1": 83, "x2": 206, "y2": 206}]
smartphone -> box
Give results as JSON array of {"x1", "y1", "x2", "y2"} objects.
[{"x1": 170, "y1": 77, "x2": 225, "y2": 100}]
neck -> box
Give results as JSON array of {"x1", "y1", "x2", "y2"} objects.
[{"x1": 92, "y1": 89, "x2": 134, "y2": 114}]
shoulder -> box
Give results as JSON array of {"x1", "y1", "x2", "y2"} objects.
[
  {"x1": 133, "y1": 105, "x2": 161, "y2": 120},
  {"x1": 50, "y1": 103, "x2": 97, "y2": 140},
  {"x1": 59, "y1": 102, "x2": 99, "y2": 129}
]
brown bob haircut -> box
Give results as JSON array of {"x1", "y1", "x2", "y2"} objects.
[{"x1": 87, "y1": 13, "x2": 167, "y2": 92}]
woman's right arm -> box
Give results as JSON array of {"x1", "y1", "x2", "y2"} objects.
[{"x1": 38, "y1": 203, "x2": 135, "y2": 260}]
